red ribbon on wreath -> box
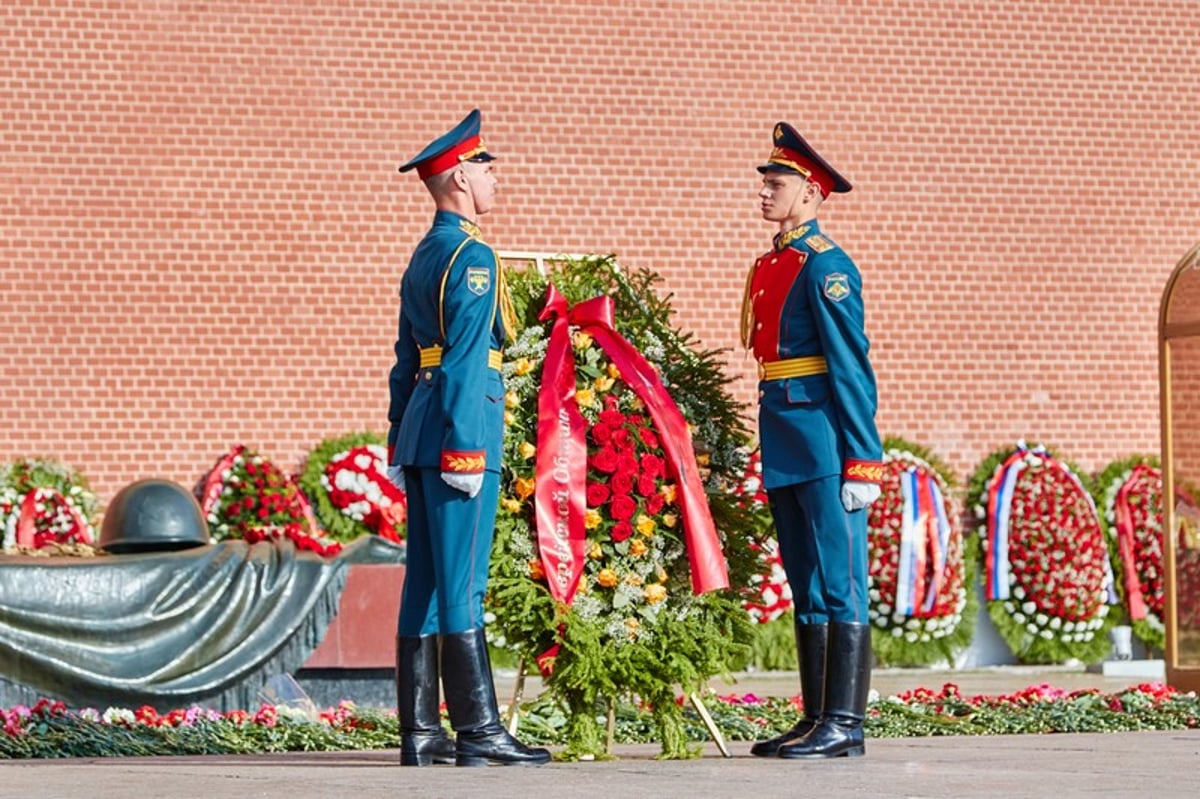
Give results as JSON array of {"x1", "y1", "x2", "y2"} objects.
[
  {"x1": 15, "y1": 488, "x2": 93, "y2": 547},
  {"x1": 534, "y1": 285, "x2": 730, "y2": 607},
  {"x1": 198, "y1": 446, "x2": 243, "y2": 517},
  {"x1": 1113, "y1": 464, "x2": 1156, "y2": 621}
]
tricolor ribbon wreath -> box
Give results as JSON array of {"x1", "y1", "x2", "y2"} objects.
[
  {"x1": 867, "y1": 442, "x2": 974, "y2": 665},
  {"x1": 972, "y1": 442, "x2": 1116, "y2": 664}
]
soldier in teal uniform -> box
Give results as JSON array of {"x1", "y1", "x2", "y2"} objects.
[
  {"x1": 386, "y1": 109, "x2": 550, "y2": 767},
  {"x1": 742, "y1": 122, "x2": 883, "y2": 760}
]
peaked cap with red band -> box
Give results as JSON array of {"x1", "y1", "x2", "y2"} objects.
[
  {"x1": 399, "y1": 108, "x2": 496, "y2": 180},
  {"x1": 757, "y1": 121, "x2": 852, "y2": 197}
]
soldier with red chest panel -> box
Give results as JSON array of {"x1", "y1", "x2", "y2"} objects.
[{"x1": 743, "y1": 122, "x2": 882, "y2": 761}]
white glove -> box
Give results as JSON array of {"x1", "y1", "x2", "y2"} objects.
[
  {"x1": 442, "y1": 471, "x2": 483, "y2": 498},
  {"x1": 386, "y1": 464, "x2": 406, "y2": 493},
  {"x1": 841, "y1": 480, "x2": 881, "y2": 512}
]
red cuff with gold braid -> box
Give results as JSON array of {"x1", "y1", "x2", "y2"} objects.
[
  {"x1": 843, "y1": 459, "x2": 883, "y2": 484},
  {"x1": 441, "y1": 450, "x2": 486, "y2": 474}
]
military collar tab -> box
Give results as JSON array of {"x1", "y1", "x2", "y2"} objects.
[
  {"x1": 459, "y1": 219, "x2": 484, "y2": 241},
  {"x1": 774, "y1": 224, "x2": 811, "y2": 251}
]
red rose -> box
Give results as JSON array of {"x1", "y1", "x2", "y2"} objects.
[
  {"x1": 610, "y1": 494, "x2": 637, "y2": 521},
  {"x1": 586, "y1": 482, "x2": 611, "y2": 506},
  {"x1": 591, "y1": 423, "x2": 613, "y2": 445},
  {"x1": 639, "y1": 453, "x2": 665, "y2": 478},
  {"x1": 645, "y1": 494, "x2": 665, "y2": 515},
  {"x1": 599, "y1": 410, "x2": 627, "y2": 427},
  {"x1": 636, "y1": 474, "x2": 658, "y2": 497},
  {"x1": 638, "y1": 427, "x2": 660, "y2": 449},
  {"x1": 611, "y1": 472, "x2": 635, "y2": 496},
  {"x1": 612, "y1": 522, "x2": 634, "y2": 542},
  {"x1": 617, "y1": 453, "x2": 640, "y2": 475},
  {"x1": 592, "y1": 447, "x2": 620, "y2": 474}
]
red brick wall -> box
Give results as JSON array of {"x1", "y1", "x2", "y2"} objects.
[{"x1": 3, "y1": 1, "x2": 1198, "y2": 503}]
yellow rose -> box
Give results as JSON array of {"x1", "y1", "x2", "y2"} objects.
[
  {"x1": 513, "y1": 357, "x2": 535, "y2": 376},
  {"x1": 504, "y1": 410, "x2": 516, "y2": 425},
  {"x1": 655, "y1": 566, "x2": 668, "y2": 583},
  {"x1": 597, "y1": 568, "x2": 619, "y2": 588},
  {"x1": 505, "y1": 391, "x2": 520, "y2": 408},
  {"x1": 659, "y1": 483, "x2": 677, "y2": 504},
  {"x1": 514, "y1": 476, "x2": 536, "y2": 500},
  {"x1": 624, "y1": 573, "x2": 644, "y2": 587},
  {"x1": 501, "y1": 498, "x2": 523, "y2": 514},
  {"x1": 593, "y1": 375, "x2": 615, "y2": 392},
  {"x1": 635, "y1": 514, "x2": 656, "y2": 537},
  {"x1": 575, "y1": 388, "x2": 595, "y2": 408},
  {"x1": 629, "y1": 539, "x2": 648, "y2": 557},
  {"x1": 643, "y1": 584, "x2": 667, "y2": 604},
  {"x1": 572, "y1": 331, "x2": 593, "y2": 351},
  {"x1": 696, "y1": 452, "x2": 711, "y2": 467},
  {"x1": 589, "y1": 541, "x2": 603, "y2": 560},
  {"x1": 607, "y1": 363, "x2": 621, "y2": 379},
  {"x1": 518, "y1": 441, "x2": 537, "y2": 460},
  {"x1": 584, "y1": 509, "x2": 603, "y2": 530},
  {"x1": 662, "y1": 513, "x2": 678, "y2": 528}
]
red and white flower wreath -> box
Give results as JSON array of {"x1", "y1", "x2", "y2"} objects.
[{"x1": 319, "y1": 444, "x2": 405, "y2": 543}]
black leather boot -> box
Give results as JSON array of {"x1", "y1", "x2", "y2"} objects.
[
  {"x1": 441, "y1": 628, "x2": 552, "y2": 767},
  {"x1": 778, "y1": 622, "x2": 871, "y2": 759},
  {"x1": 396, "y1": 635, "x2": 456, "y2": 766},
  {"x1": 751, "y1": 621, "x2": 827, "y2": 757}
]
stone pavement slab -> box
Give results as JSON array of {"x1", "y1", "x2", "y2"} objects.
[{"x1": 5, "y1": 731, "x2": 1199, "y2": 799}]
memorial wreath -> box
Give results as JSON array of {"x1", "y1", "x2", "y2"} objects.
[
  {"x1": 486, "y1": 255, "x2": 762, "y2": 760},
  {"x1": 968, "y1": 442, "x2": 1115, "y2": 664}
]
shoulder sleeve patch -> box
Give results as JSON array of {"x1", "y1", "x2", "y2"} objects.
[
  {"x1": 823, "y1": 273, "x2": 851, "y2": 302},
  {"x1": 466, "y1": 266, "x2": 492, "y2": 296},
  {"x1": 805, "y1": 234, "x2": 834, "y2": 253}
]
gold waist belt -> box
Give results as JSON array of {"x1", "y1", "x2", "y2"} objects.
[
  {"x1": 419, "y1": 345, "x2": 503, "y2": 371},
  {"x1": 759, "y1": 355, "x2": 828, "y2": 381}
]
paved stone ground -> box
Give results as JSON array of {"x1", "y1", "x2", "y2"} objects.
[
  {"x1": 6, "y1": 731, "x2": 1200, "y2": 799},
  {"x1": 5, "y1": 664, "x2": 1192, "y2": 799}
]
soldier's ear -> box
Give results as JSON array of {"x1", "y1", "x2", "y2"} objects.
[{"x1": 452, "y1": 167, "x2": 470, "y2": 192}]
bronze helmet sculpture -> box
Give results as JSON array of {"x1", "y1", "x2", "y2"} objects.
[{"x1": 99, "y1": 479, "x2": 210, "y2": 554}]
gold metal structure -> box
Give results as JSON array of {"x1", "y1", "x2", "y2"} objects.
[{"x1": 1158, "y1": 242, "x2": 1200, "y2": 691}]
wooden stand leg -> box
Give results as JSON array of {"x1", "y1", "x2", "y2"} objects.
[
  {"x1": 689, "y1": 691, "x2": 731, "y2": 758},
  {"x1": 506, "y1": 656, "x2": 526, "y2": 736}
]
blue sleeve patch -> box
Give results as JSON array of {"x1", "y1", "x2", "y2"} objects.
[
  {"x1": 823, "y1": 273, "x2": 851, "y2": 302},
  {"x1": 466, "y1": 266, "x2": 491, "y2": 296}
]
